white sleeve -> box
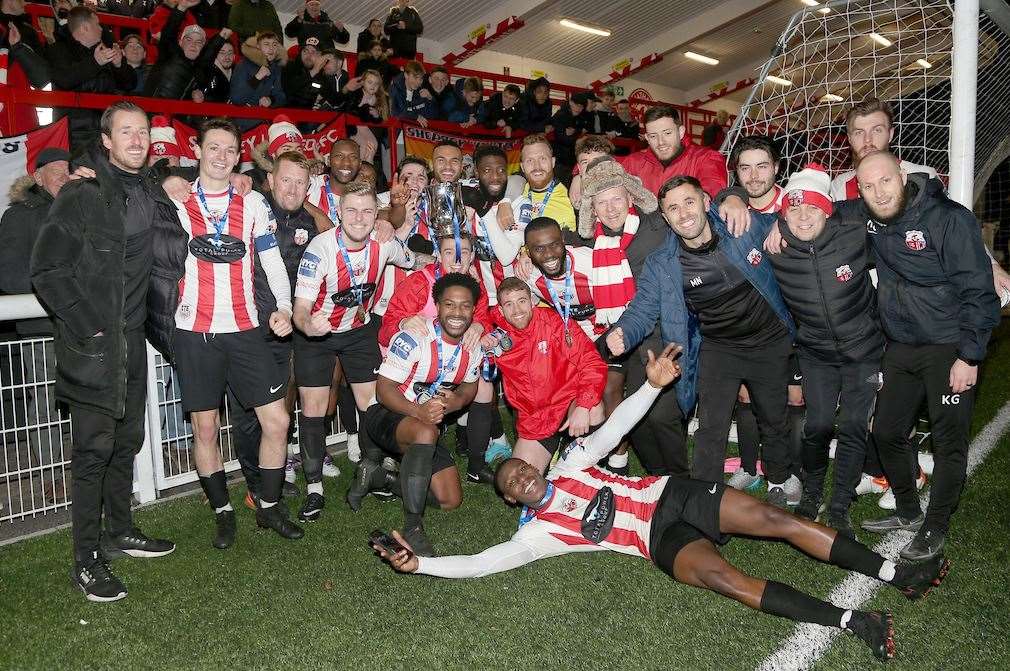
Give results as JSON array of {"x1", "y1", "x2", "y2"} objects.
[
  {"x1": 558, "y1": 382, "x2": 663, "y2": 471},
  {"x1": 383, "y1": 238, "x2": 416, "y2": 270},
  {"x1": 415, "y1": 540, "x2": 540, "y2": 579},
  {"x1": 259, "y1": 246, "x2": 292, "y2": 315},
  {"x1": 379, "y1": 330, "x2": 423, "y2": 385},
  {"x1": 294, "y1": 235, "x2": 330, "y2": 302},
  {"x1": 479, "y1": 205, "x2": 523, "y2": 265}
]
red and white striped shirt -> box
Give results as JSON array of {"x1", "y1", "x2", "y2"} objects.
[
  {"x1": 377, "y1": 319, "x2": 481, "y2": 404},
  {"x1": 752, "y1": 185, "x2": 785, "y2": 214},
  {"x1": 294, "y1": 230, "x2": 414, "y2": 333},
  {"x1": 527, "y1": 246, "x2": 605, "y2": 340},
  {"x1": 175, "y1": 184, "x2": 289, "y2": 333},
  {"x1": 307, "y1": 174, "x2": 341, "y2": 224}
]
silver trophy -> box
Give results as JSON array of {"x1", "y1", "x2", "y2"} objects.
[{"x1": 425, "y1": 180, "x2": 467, "y2": 241}]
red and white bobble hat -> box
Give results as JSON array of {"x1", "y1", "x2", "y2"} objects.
[
  {"x1": 149, "y1": 115, "x2": 181, "y2": 158},
  {"x1": 781, "y1": 162, "x2": 833, "y2": 217},
  {"x1": 268, "y1": 115, "x2": 303, "y2": 157}
]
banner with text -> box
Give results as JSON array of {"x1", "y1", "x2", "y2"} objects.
[{"x1": 402, "y1": 123, "x2": 522, "y2": 176}]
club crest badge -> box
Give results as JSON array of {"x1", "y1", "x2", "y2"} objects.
[
  {"x1": 905, "y1": 230, "x2": 926, "y2": 251},
  {"x1": 835, "y1": 264, "x2": 853, "y2": 282},
  {"x1": 747, "y1": 248, "x2": 763, "y2": 266}
]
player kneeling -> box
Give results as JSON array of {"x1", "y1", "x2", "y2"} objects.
[
  {"x1": 358, "y1": 273, "x2": 484, "y2": 556},
  {"x1": 373, "y1": 345, "x2": 950, "y2": 662}
]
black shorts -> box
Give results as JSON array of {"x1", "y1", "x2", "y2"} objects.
[
  {"x1": 363, "y1": 404, "x2": 455, "y2": 473},
  {"x1": 174, "y1": 328, "x2": 287, "y2": 413},
  {"x1": 649, "y1": 477, "x2": 730, "y2": 576},
  {"x1": 294, "y1": 316, "x2": 382, "y2": 387},
  {"x1": 789, "y1": 350, "x2": 802, "y2": 385}
]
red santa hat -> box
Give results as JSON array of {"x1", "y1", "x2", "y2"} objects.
[
  {"x1": 149, "y1": 116, "x2": 181, "y2": 158},
  {"x1": 781, "y1": 162, "x2": 833, "y2": 217},
  {"x1": 268, "y1": 115, "x2": 303, "y2": 157}
]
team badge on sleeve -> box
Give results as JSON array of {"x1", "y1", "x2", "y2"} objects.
[
  {"x1": 835, "y1": 264, "x2": 853, "y2": 282},
  {"x1": 747, "y1": 248, "x2": 763, "y2": 266},
  {"x1": 905, "y1": 230, "x2": 926, "y2": 251},
  {"x1": 294, "y1": 228, "x2": 309, "y2": 246},
  {"x1": 390, "y1": 332, "x2": 418, "y2": 360},
  {"x1": 298, "y1": 251, "x2": 321, "y2": 278}
]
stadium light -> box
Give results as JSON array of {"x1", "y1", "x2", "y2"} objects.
[
  {"x1": 820, "y1": 93, "x2": 845, "y2": 102},
  {"x1": 559, "y1": 19, "x2": 611, "y2": 37},
  {"x1": 917, "y1": 58, "x2": 933, "y2": 68},
  {"x1": 869, "y1": 32, "x2": 893, "y2": 47},
  {"x1": 685, "y1": 51, "x2": 719, "y2": 65},
  {"x1": 801, "y1": 0, "x2": 819, "y2": 6},
  {"x1": 765, "y1": 74, "x2": 793, "y2": 86}
]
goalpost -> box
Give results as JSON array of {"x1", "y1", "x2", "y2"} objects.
[{"x1": 723, "y1": 0, "x2": 1010, "y2": 209}]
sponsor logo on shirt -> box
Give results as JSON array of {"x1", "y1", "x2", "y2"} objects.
[
  {"x1": 298, "y1": 251, "x2": 321, "y2": 278},
  {"x1": 189, "y1": 234, "x2": 246, "y2": 263},
  {"x1": 390, "y1": 332, "x2": 418, "y2": 360},
  {"x1": 581, "y1": 487, "x2": 616, "y2": 544},
  {"x1": 835, "y1": 264, "x2": 853, "y2": 282},
  {"x1": 747, "y1": 248, "x2": 763, "y2": 266},
  {"x1": 905, "y1": 230, "x2": 926, "y2": 251}
]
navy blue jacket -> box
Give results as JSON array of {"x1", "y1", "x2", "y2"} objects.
[
  {"x1": 615, "y1": 208, "x2": 795, "y2": 414},
  {"x1": 390, "y1": 72, "x2": 437, "y2": 120}
]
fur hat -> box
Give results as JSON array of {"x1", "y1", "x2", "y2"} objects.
[
  {"x1": 781, "y1": 162, "x2": 833, "y2": 217},
  {"x1": 577, "y1": 156, "x2": 658, "y2": 237},
  {"x1": 268, "y1": 115, "x2": 303, "y2": 157},
  {"x1": 149, "y1": 116, "x2": 180, "y2": 158}
]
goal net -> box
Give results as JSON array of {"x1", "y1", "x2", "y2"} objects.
[{"x1": 724, "y1": 0, "x2": 1010, "y2": 205}]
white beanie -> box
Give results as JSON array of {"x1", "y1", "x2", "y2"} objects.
[
  {"x1": 149, "y1": 115, "x2": 181, "y2": 158},
  {"x1": 781, "y1": 162, "x2": 833, "y2": 216},
  {"x1": 268, "y1": 115, "x2": 302, "y2": 156}
]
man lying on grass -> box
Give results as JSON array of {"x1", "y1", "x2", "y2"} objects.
[{"x1": 373, "y1": 344, "x2": 950, "y2": 662}]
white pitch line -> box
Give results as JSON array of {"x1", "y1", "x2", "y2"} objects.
[{"x1": 757, "y1": 399, "x2": 1010, "y2": 671}]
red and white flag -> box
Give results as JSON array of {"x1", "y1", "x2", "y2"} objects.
[{"x1": 0, "y1": 117, "x2": 69, "y2": 214}]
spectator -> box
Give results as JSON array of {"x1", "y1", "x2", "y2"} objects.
[
  {"x1": 587, "y1": 90, "x2": 619, "y2": 136},
  {"x1": 148, "y1": 115, "x2": 182, "y2": 167},
  {"x1": 347, "y1": 68, "x2": 389, "y2": 123},
  {"x1": 613, "y1": 98, "x2": 641, "y2": 139},
  {"x1": 0, "y1": 2, "x2": 51, "y2": 134},
  {"x1": 281, "y1": 36, "x2": 331, "y2": 110},
  {"x1": 384, "y1": 0, "x2": 422, "y2": 59},
  {"x1": 144, "y1": 7, "x2": 232, "y2": 101},
  {"x1": 424, "y1": 66, "x2": 456, "y2": 120},
  {"x1": 284, "y1": 0, "x2": 349, "y2": 51},
  {"x1": 354, "y1": 39, "x2": 397, "y2": 86},
  {"x1": 149, "y1": 0, "x2": 197, "y2": 43},
  {"x1": 194, "y1": 38, "x2": 235, "y2": 103},
  {"x1": 356, "y1": 18, "x2": 390, "y2": 56},
  {"x1": 191, "y1": 0, "x2": 231, "y2": 31},
  {"x1": 483, "y1": 83, "x2": 522, "y2": 136},
  {"x1": 701, "y1": 109, "x2": 730, "y2": 149},
  {"x1": 121, "y1": 34, "x2": 149, "y2": 94},
  {"x1": 518, "y1": 76, "x2": 552, "y2": 134},
  {"x1": 228, "y1": 0, "x2": 282, "y2": 43},
  {"x1": 103, "y1": 0, "x2": 158, "y2": 18},
  {"x1": 316, "y1": 49, "x2": 349, "y2": 110},
  {"x1": 48, "y1": 7, "x2": 136, "y2": 150},
  {"x1": 550, "y1": 91, "x2": 593, "y2": 169},
  {"x1": 449, "y1": 76, "x2": 485, "y2": 127},
  {"x1": 390, "y1": 60, "x2": 435, "y2": 126},
  {"x1": 230, "y1": 31, "x2": 285, "y2": 114}
]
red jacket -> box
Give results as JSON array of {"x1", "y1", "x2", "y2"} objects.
[
  {"x1": 619, "y1": 138, "x2": 728, "y2": 197},
  {"x1": 379, "y1": 264, "x2": 492, "y2": 347},
  {"x1": 491, "y1": 307, "x2": 606, "y2": 440}
]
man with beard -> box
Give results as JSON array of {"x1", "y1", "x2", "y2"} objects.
[
  {"x1": 607, "y1": 176, "x2": 801, "y2": 506},
  {"x1": 225, "y1": 152, "x2": 335, "y2": 516},
  {"x1": 306, "y1": 139, "x2": 362, "y2": 224},
  {"x1": 373, "y1": 344, "x2": 951, "y2": 664},
  {"x1": 485, "y1": 278, "x2": 607, "y2": 473},
  {"x1": 32, "y1": 102, "x2": 176, "y2": 602},
  {"x1": 363, "y1": 273, "x2": 482, "y2": 555},
  {"x1": 856, "y1": 152, "x2": 999, "y2": 560},
  {"x1": 292, "y1": 182, "x2": 416, "y2": 516},
  {"x1": 513, "y1": 134, "x2": 576, "y2": 232},
  {"x1": 168, "y1": 119, "x2": 302, "y2": 547}
]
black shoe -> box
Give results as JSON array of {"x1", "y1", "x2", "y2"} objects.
[
  {"x1": 101, "y1": 528, "x2": 176, "y2": 559},
  {"x1": 845, "y1": 611, "x2": 895, "y2": 661},
  {"x1": 213, "y1": 510, "x2": 237, "y2": 549},
  {"x1": 282, "y1": 480, "x2": 300, "y2": 499},
  {"x1": 900, "y1": 527, "x2": 946, "y2": 561},
  {"x1": 256, "y1": 502, "x2": 304, "y2": 540},
  {"x1": 298, "y1": 492, "x2": 325, "y2": 522},
  {"x1": 402, "y1": 524, "x2": 435, "y2": 557},
  {"x1": 794, "y1": 490, "x2": 822, "y2": 521},
  {"x1": 861, "y1": 512, "x2": 924, "y2": 534},
  {"x1": 466, "y1": 465, "x2": 495, "y2": 485},
  {"x1": 71, "y1": 550, "x2": 127, "y2": 603},
  {"x1": 892, "y1": 554, "x2": 951, "y2": 600},
  {"x1": 371, "y1": 471, "x2": 399, "y2": 502},
  {"x1": 346, "y1": 459, "x2": 384, "y2": 512},
  {"x1": 826, "y1": 511, "x2": 855, "y2": 539}
]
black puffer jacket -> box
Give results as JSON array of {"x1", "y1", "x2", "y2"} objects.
[
  {"x1": 145, "y1": 8, "x2": 226, "y2": 100},
  {"x1": 29, "y1": 148, "x2": 180, "y2": 417},
  {"x1": 284, "y1": 10, "x2": 350, "y2": 51},
  {"x1": 767, "y1": 205, "x2": 884, "y2": 363},
  {"x1": 47, "y1": 35, "x2": 136, "y2": 139},
  {"x1": 0, "y1": 177, "x2": 55, "y2": 336},
  {"x1": 866, "y1": 174, "x2": 999, "y2": 362}
]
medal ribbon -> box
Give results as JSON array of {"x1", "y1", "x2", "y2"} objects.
[
  {"x1": 336, "y1": 232, "x2": 368, "y2": 311},
  {"x1": 427, "y1": 320, "x2": 463, "y2": 398},
  {"x1": 196, "y1": 181, "x2": 234, "y2": 242}
]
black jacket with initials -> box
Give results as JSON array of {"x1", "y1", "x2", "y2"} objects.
[
  {"x1": 767, "y1": 205, "x2": 884, "y2": 363},
  {"x1": 865, "y1": 174, "x2": 999, "y2": 362}
]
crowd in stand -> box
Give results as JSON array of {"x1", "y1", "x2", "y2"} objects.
[{"x1": 3, "y1": 4, "x2": 1010, "y2": 663}]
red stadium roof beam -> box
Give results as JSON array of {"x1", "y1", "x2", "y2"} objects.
[
  {"x1": 688, "y1": 78, "x2": 757, "y2": 107},
  {"x1": 591, "y1": 53, "x2": 663, "y2": 89},
  {"x1": 442, "y1": 16, "x2": 525, "y2": 66}
]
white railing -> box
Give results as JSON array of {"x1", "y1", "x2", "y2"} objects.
[{"x1": 0, "y1": 294, "x2": 346, "y2": 528}]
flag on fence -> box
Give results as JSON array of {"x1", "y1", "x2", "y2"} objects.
[
  {"x1": 170, "y1": 116, "x2": 346, "y2": 167},
  {"x1": 402, "y1": 123, "x2": 523, "y2": 175},
  {"x1": 0, "y1": 117, "x2": 69, "y2": 213}
]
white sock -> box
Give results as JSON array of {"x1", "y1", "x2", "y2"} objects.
[
  {"x1": 259, "y1": 499, "x2": 277, "y2": 509},
  {"x1": 608, "y1": 452, "x2": 629, "y2": 468},
  {"x1": 878, "y1": 560, "x2": 896, "y2": 582},
  {"x1": 214, "y1": 503, "x2": 233, "y2": 514},
  {"x1": 307, "y1": 482, "x2": 324, "y2": 496},
  {"x1": 839, "y1": 609, "x2": 853, "y2": 629}
]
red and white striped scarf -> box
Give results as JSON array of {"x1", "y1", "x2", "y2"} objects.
[{"x1": 591, "y1": 207, "x2": 639, "y2": 325}]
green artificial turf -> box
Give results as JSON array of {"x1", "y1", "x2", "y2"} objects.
[{"x1": 1, "y1": 325, "x2": 1009, "y2": 671}]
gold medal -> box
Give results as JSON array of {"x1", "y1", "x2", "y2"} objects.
[
  {"x1": 356, "y1": 306, "x2": 366, "y2": 322},
  {"x1": 565, "y1": 331, "x2": 573, "y2": 347}
]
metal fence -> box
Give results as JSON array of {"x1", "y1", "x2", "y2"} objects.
[{"x1": 1, "y1": 327, "x2": 346, "y2": 534}]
